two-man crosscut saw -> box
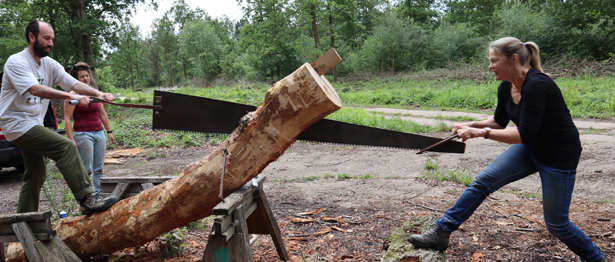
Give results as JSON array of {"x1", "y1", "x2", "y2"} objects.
[
  {"x1": 149, "y1": 91, "x2": 465, "y2": 153},
  {"x1": 71, "y1": 91, "x2": 465, "y2": 153}
]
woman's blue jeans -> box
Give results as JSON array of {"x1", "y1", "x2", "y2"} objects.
[
  {"x1": 74, "y1": 130, "x2": 107, "y2": 194},
  {"x1": 435, "y1": 144, "x2": 603, "y2": 261}
]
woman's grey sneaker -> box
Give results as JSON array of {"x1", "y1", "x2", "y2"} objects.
[
  {"x1": 80, "y1": 193, "x2": 119, "y2": 215},
  {"x1": 408, "y1": 224, "x2": 451, "y2": 251}
]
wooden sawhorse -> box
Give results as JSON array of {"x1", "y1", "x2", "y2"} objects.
[
  {"x1": 0, "y1": 211, "x2": 81, "y2": 262},
  {"x1": 99, "y1": 175, "x2": 289, "y2": 261},
  {"x1": 99, "y1": 176, "x2": 175, "y2": 199},
  {"x1": 203, "y1": 176, "x2": 289, "y2": 261}
]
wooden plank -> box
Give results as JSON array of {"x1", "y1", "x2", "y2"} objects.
[
  {"x1": 100, "y1": 183, "x2": 157, "y2": 195},
  {"x1": 254, "y1": 186, "x2": 290, "y2": 260},
  {"x1": 310, "y1": 48, "x2": 342, "y2": 76},
  {"x1": 98, "y1": 192, "x2": 141, "y2": 199},
  {"x1": 202, "y1": 231, "x2": 231, "y2": 262},
  {"x1": 12, "y1": 221, "x2": 44, "y2": 262},
  {"x1": 31, "y1": 235, "x2": 82, "y2": 262},
  {"x1": 231, "y1": 204, "x2": 253, "y2": 262},
  {"x1": 0, "y1": 211, "x2": 51, "y2": 224},
  {"x1": 213, "y1": 176, "x2": 266, "y2": 216},
  {"x1": 49, "y1": 236, "x2": 82, "y2": 261},
  {"x1": 99, "y1": 176, "x2": 173, "y2": 184},
  {"x1": 1, "y1": 220, "x2": 53, "y2": 235},
  {"x1": 0, "y1": 232, "x2": 53, "y2": 242},
  {"x1": 141, "y1": 183, "x2": 155, "y2": 190},
  {"x1": 111, "y1": 183, "x2": 130, "y2": 199}
]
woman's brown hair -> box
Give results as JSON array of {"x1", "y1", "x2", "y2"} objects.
[{"x1": 70, "y1": 62, "x2": 91, "y2": 79}]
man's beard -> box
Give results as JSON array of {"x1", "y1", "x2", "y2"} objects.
[{"x1": 33, "y1": 38, "x2": 51, "y2": 57}]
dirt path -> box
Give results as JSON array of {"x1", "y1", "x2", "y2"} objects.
[{"x1": 1, "y1": 108, "x2": 614, "y2": 261}]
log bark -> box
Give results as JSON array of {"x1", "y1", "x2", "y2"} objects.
[{"x1": 7, "y1": 62, "x2": 342, "y2": 260}]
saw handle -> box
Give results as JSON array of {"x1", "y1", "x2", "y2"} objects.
[
  {"x1": 417, "y1": 132, "x2": 469, "y2": 154},
  {"x1": 68, "y1": 98, "x2": 98, "y2": 106}
]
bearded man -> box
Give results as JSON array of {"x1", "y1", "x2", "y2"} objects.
[{"x1": 0, "y1": 20, "x2": 118, "y2": 215}]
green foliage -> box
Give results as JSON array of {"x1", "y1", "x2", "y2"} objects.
[
  {"x1": 546, "y1": 0, "x2": 615, "y2": 59},
  {"x1": 325, "y1": 107, "x2": 451, "y2": 133},
  {"x1": 424, "y1": 158, "x2": 439, "y2": 170},
  {"x1": 446, "y1": 169, "x2": 473, "y2": 186},
  {"x1": 160, "y1": 227, "x2": 188, "y2": 256},
  {"x1": 239, "y1": 0, "x2": 301, "y2": 81},
  {"x1": 106, "y1": 105, "x2": 218, "y2": 148},
  {"x1": 335, "y1": 78, "x2": 498, "y2": 109},
  {"x1": 0, "y1": 0, "x2": 28, "y2": 67},
  {"x1": 302, "y1": 176, "x2": 320, "y2": 181},
  {"x1": 337, "y1": 173, "x2": 355, "y2": 180},
  {"x1": 445, "y1": 0, "x2": 506, "y2": 35},
  {"x1": 42, "y1": 162, "x2": 80, "y2": 220},
  {"x1": 357, "y1": 12, "x2": 424, "y2": 72},
  {"x1": 105, "y1": 21, "x2": 149, "y2": 90},
  {"x1": 178, "y1": 20, "x2": 224, "y2": 84},
  {"x1": 395, "y1": 0, "x2": 439, "y2": 25},
  {"x1": 493, "y1": 2, "x2": 555, "y2": 56}
]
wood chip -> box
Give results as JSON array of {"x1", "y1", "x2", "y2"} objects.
[
  {"x1": 287, "y1": 217, "x2": 314, "y2": 223},
  {"x1": 313, "y1": 226, "x2": 332, "y2": 236}
]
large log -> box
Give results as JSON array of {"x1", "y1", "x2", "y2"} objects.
[{"x1": 7, "y1": 61, "x2": 342, "y2": 260}]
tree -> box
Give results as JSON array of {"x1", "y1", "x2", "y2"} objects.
[
  {"x1": 178, "y1": 20, "x2": 224, "y2": 86},
  {"x1": 492, "y1": 1, "x2": 554, "y2": 55},
  {"x1": 359, "y1": 13, "x2": 418, "y2": 72},
  {"x1": 395, "y1": 0, "x2": 439, "y2": 25},
  {"x1": 24, "y1": 0, "x2": 157, "y2": 89},
  {"x1": 545, "y1": 0, "x2": 615, "y2": 59},
  {"x1": 168, "y1": 0, "x2": 211, "y2": 81},
  {"x1": 152, "y1": 14, "x2": 180, "y2": 87},
  {"x1": 0, "y1": 0, "x2": 29, "y2": 69},
  {"x1": 444, "y1": 0, "x2": 505, "y2": 35},
  {"x1": 239, "y1": 0, "x2": 300, "y2": 81},
  {"x1": 107, "y1": 22, "x2": 148, "y2": 90}
]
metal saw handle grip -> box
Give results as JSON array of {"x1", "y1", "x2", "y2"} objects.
[{"x1": 68, "y1": 98, "x2": 97, "y2": 106}]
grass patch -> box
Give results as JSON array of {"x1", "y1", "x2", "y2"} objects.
[
  {"x1": 302, "y1": 175, "x2": 320, "y2": 181},
  {"x1": 420, "y1": 158, "x2": 473, "y2": 186},
  {"x1": 595, "y1": 199, "x2": 615, "y2": 204},
  {"x1": 424, "y1": 158, "x2": 439, "y2": 170},
  {"x1": 446, "y1": 169, "x2": 473, "y2": 186},
  {"x1": 273, "y1": 173, "x2": 375, "y2": 182},
  {"x1": 105, "y1": 74, "x2": 615, "y2": 151}
]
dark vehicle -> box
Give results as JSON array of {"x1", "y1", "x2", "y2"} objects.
[{"x1": 0, "y1": 71, "x2": 65, "y2": 172}]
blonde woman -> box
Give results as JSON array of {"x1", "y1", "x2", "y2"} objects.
[{"x1": 408, "y1": 37, "x2": 606, "y2": 262}]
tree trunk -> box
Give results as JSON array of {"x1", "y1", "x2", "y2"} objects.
[
  {"x1": 69, "y1": 0, "x2": 98, "y2": 89},
  {"x1": 328, "y1": 11, "x2": 338, "y2": 82},
  {"x1": 204, "y1": 68, "x2": 208, "y2": 87},
  {"x1": 392, "y1": 51, "x2": 395, "y2": 72},
  {"x1": 7, "y1": 62, "x2": 343, "y2": 261},
  {"x1": 130, "y1": 67, "x2": 135, "y2": 91},
  {"x1": 183, "y1": 63, "x2": 188, "y2": 82},
  {"x1": 311, "y1": 4, "x2": 320, "y2": 50}
]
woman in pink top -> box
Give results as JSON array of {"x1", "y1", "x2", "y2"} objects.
[{"x1": 64, "y1": 62, "x2": 113, "y2": 194}]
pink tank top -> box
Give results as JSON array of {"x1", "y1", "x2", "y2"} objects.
[{"x1": 72, "y1": 102, "x2": 103, "y2": 132}]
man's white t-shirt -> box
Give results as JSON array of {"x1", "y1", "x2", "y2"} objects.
[{"x1": 0, "y1": 48, "x2": 78, "y2": 141}]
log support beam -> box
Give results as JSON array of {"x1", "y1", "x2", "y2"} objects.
[{"x1": 203, "y1": 176, "x2": 289, "y2": 261}]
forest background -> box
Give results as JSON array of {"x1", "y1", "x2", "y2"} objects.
[{"x1": 1, "y1": 0, "x2": 614, "y2": 91}]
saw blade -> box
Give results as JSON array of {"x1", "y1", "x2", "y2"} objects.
[{"x1": 152, "y1": 90, "x2": 465, "y2": 153}]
